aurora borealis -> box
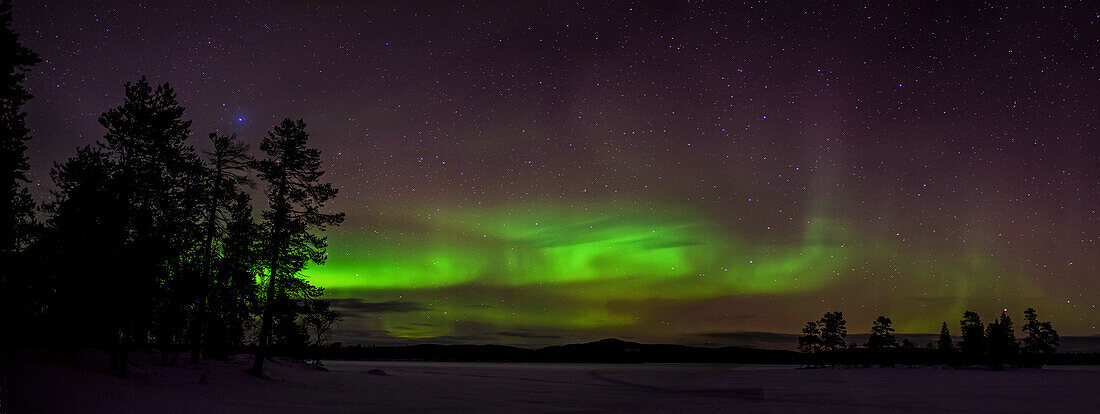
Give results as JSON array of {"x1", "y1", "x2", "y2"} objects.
[
  {"x1": 314, "y1": 201, "x2": 1042, "y2": 344},
  {"x1": 16, "y1": 1, "x2": 1098, "y2": 346}
]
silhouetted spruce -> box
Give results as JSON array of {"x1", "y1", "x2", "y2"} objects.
[
  {"x1": 43, "y1": 77, "x2": 204, "y2": 375},
  {"x1": 304, "y1": 299, "x2": 339, "y2": 349},
  {"x1": 797, "y1": 321, "x2": 822, "y2": 355},
  {"x1": 206, "y1": 193, "x2": 262, "y2": 359},
  {"x1": 867, "y1": 316, "x2": 898, "y2": 351},
  {"x1": 958, "y1": 311, "x2": 985, "y2": 364},
  {"x1": 0, "y1": 0, "x2": 39, "y2": 255},
  {"x1": 937, "y1": 321, "x2": 953, "y2": 351},
  {"x1": 38, "y1": 78, "x2": 345, "y2": 372},
  {"x1": 798, "y1": 312, "x2": 848, "y2": 366},
  {"x1": 189, "y1": 133, "x2": 253, "y2": 364},
  {"x1": 44, "y1": 146, "x2": 119, "y2": 347},
  {"x1": 106, "y1": 77, "x2": 205, "y2": 369},
  {"x1": 250, "y1": 119, "x2": 344, "y2": 377},
  {"x1": 1021, "y1": 307, "x2": 1060, "y2": 366},
  {"x1": 791, "y1": 310, "x2": 1061, "y2": 367},
  {"x1": 819, "y1": 311, "x2": 847, "y2": 352},
  {"x1": 0, "y1": 0, "x2": 41, "y2": 345},
  {"x1": 986, "y1": 310, "x2": 1019, "y2": 368}
]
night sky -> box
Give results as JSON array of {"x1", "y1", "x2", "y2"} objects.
[{"x1": 15, "y1": 1, "x2": 1098, "y2": 347}]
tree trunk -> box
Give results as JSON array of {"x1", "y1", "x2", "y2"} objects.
[
  {"x1": 250, "y1": 213, "x2": 284, "y2": 377},
  {"x1": 249, "y1": 262, "x2": 278, "y2": 376},
  {"x1": 190, "y1": 171, "x2": 221, "y2": 364},
  {"x1": 250, "y1": 167, "x2": 289, "y2": 378}
]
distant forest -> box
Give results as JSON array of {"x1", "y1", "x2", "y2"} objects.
[
  {"x1": 796, "y1": 309, "x2": 1060, "y2": 368},
  {"x1": 0, "y1": 1, "x2": 343, "y2": 377}
]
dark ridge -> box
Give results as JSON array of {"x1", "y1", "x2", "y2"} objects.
[
  {"x1": 294, "y1": 338, "x2": 1100, "y2": 365},
  {"x1": 302, "y1": 338, "x2": 803, "y2": 363}
]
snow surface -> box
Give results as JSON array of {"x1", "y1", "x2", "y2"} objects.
[{"x1": 6, "y1": 350, "x2": 1098, "y2": 413}]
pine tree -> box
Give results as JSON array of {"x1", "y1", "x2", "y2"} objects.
[
  {"x1": 1021, "y1": 308, "x2": 1060, "y2": 362},
  {"x1": 250, "y1": 119, "x2": 343, "y2": 376},
  {"x1": 819, "y1": 311, "x2": 848, "y2": 352},
  {"x1": 959, "y1": 311, "x2": 985, "y2": 362},
  {"x1": 111, "y1": 78, "x2": 202, "y2": 367},
  {"x1": 304, "y1": 299, "x2": 339, "y2": 347},
  {"x1": 797, "y1": 321, "x2": 822, "y2": 354},
  {"x1": 986, "y1": 310, "x2": 1019, "y2": 367},
  {"x1": 937, "y1": 321, "x2": 953, "y2": 351},
  {"x1": 303, "y1": 299, "x2": 339, "y2": 365},
  {"x1": 867, "y1": 316, "x2": 898, "y2": 351},
  {"x1": 45, "y1": 77, "x2": 202, "y2": 375},
  {"x1": 206, "y1": 193, "x2": 262, "y2": 358},
  {"x1": 190, "y1": 133, "x2": 252, "y2": 363},
  {"x1": 44, "y1": 146, "x2": 121, "y2": 346},
  {"x1": 0, "y1": 0, "x2": 42, "y2": 338},
  {"x1": 0, "y1": 0, "x2": 40, "y2": 254}
]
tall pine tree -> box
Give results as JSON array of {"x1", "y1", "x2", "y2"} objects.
[
  {"x1": 1021, "y1": 307, "x2": 1060, "y2": 364},
  {"x1": 207, "y1": 192, "x2": 262, "y2": 359},
  {"x1": 250, "y1": 119, "x2": 343, "y2": 376},
  {"x1": 818, "y1": 311, "x2": 848, "y2": 352},
  {"x1": 44, "y1": 77, "x2": 202, "y2": 374},
  {"x1": 937, "y1": 321, "x2": 953, "y2": 351},
  {"x1": 986, "y1": 310, "x2": 1019, "y2": 367},
  {"x1": 867, "y1": 316, "x2": 898, "y2": 351},
  {"x1": 190, "y1": 133, "x2": 252, "y2": 363},
  {"x1": 0, "y1": 0, "x2": 41, "y2": 344},
  {"x1": 44, "y1": 146, "x2": 120, "y2": 346},
  {"x1": 0, "y1": 0, "x2": 39, "y2": 254},
  {"x1": 102, "y1": 77, "x2": 203, "y2": 366},
  {"x1": 959, "y1": 311, "x2": 985, "y2": 363}
]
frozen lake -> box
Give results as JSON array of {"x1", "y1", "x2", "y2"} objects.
[
  {"x1": 10, "y1": 354, "x2": 1100, "y2": 413},
  {"x1": 320, "y1": 361, "x2": 1099, "y2": 413}
]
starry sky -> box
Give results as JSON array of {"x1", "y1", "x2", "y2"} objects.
[{"x1": 15, "y1": 1, "x2": 1099, "y2": 347}]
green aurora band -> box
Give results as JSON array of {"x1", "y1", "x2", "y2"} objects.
[{"x1": 307, "y1": 202, "x2": 1041, "y2": 344}]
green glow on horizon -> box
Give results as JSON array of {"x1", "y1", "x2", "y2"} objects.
[
  {"x1": 311, "y1": 203, "x2": 852, "y2": 297},
  {"x1": 298, "y1": 201, "x2": 1044, "y2": 341}
]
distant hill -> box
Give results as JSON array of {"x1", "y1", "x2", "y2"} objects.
[
  {"x1": 297, "y1": 337, "x2": 1100, "y2": 365},
  {"x1": 307, "y1": 338, "x2": 802, "y2": 363}
]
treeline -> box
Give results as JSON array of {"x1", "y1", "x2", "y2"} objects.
[
  {"x1": 301, "y1": 338, "x2": 805, "y2": 364},
  {"x1": 0, "y1": 2, "x2": 342, "y2": 378},
  {"x1": 797, "y1": 308, "x2": 1061, "y2": 368}
]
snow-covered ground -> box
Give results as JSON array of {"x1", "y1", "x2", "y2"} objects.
[{"x1": 6, "y1": 351, "x2": 1098, "y2": 413}]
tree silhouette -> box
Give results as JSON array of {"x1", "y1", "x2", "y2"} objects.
[
  {"x1": 958, "y1": 311, "x2": 985, "y2": 363},
  {"x1": 0, "y1": 0, "x2": 40, "y2": 255},
  {"x1": 797, "y1": 312, "x2": 846, "y2": 366},
  {"x1": 303, "y1": 299, "x2": 339, "y2": 365},
  {"x1": 304, "y1": 299, "x2": 339, "y2": 347},
  {"x1": 44, "y1": 146, "x2": 121, "y2": 348},
  {"x1": 791, "y1": 309, "x2": 1060, "y2": 366},
  {"x1": 36, "y1": 78, "x2": 348, "y2": 372},
  {"x1": 819, "y1": 311, "x2": 847, "y2": 352},
  {"x1": 43, "y1": 77, "x2": 204, "y2": 375},
  {"x1": 250, "y1": 119, "x2": 343, "y2": 377},
  {"x1": 867, "y1": 316, "x2": 897, "y2": 351},
  {"x1": 0, "y1": 0, "x2": 41, "y2": 340},
  {"x1": 797, "y1": 321, "x2": 822, "y2": 355},
  {"x1": 189, "y1": 133, "x2": 252, "y2": 364},
  {"x1": 985, "y1": 310, "x2": 1019, "y2": 367},
  {"x1": 1021, "y1": 308, "x2": 1059, "y2": 364},
  {"x1": 102, "y1": 77, "x2": 205, "y2": 369},
  {"x1": 937, "y1": 321, "x2": 953, "y2": 351},
  {"x1": 205, "y1": 193, "x2": 262, "y2": 359}
]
